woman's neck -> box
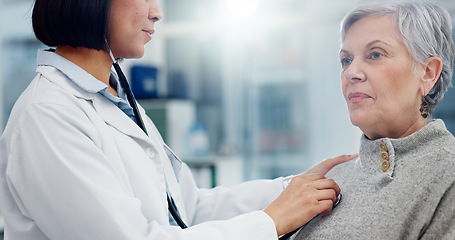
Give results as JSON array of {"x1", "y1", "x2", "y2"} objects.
[
  {"x1": 363, "y1": 117, "x2": 429, "y2": 140},
  {"x1": 55, "y1": 46, "x2": 118, "y2": 96}
]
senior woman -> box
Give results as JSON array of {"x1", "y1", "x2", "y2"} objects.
[{"x1": 293, "y1": 1, "x2": 455, "y2": 239}]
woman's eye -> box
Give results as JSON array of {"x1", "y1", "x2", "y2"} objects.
[
  {"x1": 370, "y1": 51, "x2": 383, "y2": 60},
  {"x1": 340, "y1": 58, "x2": 352, "y2": 68}
]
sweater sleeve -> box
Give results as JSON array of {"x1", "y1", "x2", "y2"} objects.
[{"x1": 420, "y1": 182, "x2": 455, "y2": 240}]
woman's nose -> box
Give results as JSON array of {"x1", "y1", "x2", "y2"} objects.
[
  {"x1": 149, "y1": 0, "x2": 163, "y2": 22},
  {"x1": 343, "y1": 59, "x2": 366, "y2": 82}
]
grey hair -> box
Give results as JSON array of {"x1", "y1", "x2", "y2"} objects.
[{"x1": 340, "y1": 1, "x2": 455, "y2": 115}]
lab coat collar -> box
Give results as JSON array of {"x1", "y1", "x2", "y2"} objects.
[
  {"x1": 36, "y1": 49, "x2": 108, "y2": 93},
  {"x1": 37, "y1": 65, "x2": 151, "y2": 144}
]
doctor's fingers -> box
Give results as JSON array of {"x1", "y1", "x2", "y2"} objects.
[
  {"x1": 314, "y1": 188, "x2": 339, "y2": 214},
  {"x1": 286, "y1": 185, "x2": 338, "y2": 219},
  {"x1": 290, "y1": 175, "x2": 340, "y2": 196},
  {"x1": 295, "y1": 180, "x2": 339, "y2": 204},
  {"x1": 290, "y1": 187, "x2": 338, "y2": 216},
  {"x1": 304, "y1": 154, "x2": 358, "y2": 176},
  {"x1": 315, "y1": 178, "x2": 340, "y2": 197},
  {"x1": 264, "y1": 182, "x2": 339, "y2": 235},
  {"x1": 316, "y1": 199, "x2": 338, "y2": 215},
  {"x1": 290, "y1": 173, "x2": 327, "y2": 184}
]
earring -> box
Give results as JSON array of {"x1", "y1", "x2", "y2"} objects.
[{"x1": 420, "y1": 98, "x2": 429, "y2": 118}]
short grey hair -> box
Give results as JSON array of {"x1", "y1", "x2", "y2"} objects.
[{"x1": 341, "y1": 1, "x2": 455, "y2": 115}]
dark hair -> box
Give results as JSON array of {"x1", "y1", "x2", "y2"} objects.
[{"x1": 32, "y1": 0, "x2": 111, "y2": 51}]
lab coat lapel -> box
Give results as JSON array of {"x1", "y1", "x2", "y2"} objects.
[
  {"x1": 91, "y1": 96, "x2": 151, "y2": 143},
  {"x1": 165, "y1": 163, "x2": 188, "y2": 223},
  {"x1": 146, "y1": 131, "x2": 188, "y2": 224},
  {"x1": 92, "y1": 94, "x2": 189, "y2": 223},
  {"x1": 94, "y1": 97, "x2": 188, "y2": 223},
  {"x1": 162, "y1": 150, "x2": 187, "y2": 223}
]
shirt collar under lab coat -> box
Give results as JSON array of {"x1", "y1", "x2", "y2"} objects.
[{"x1": 36, "y1": 49, "x2": 136, "y2": 122}]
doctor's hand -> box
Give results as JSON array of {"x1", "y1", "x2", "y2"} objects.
[
  {"x1": 304, "y1": 154, "x2": 358, "y2": 175},
  {"x1": 263, "y1": 154, "x2": 358, "y2": 237}
]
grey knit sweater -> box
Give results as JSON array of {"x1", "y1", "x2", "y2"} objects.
[{"x1": 294, "y1": 119, "x2": 455, "y2": 240}]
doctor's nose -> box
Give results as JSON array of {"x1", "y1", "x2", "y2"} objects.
[{"x1": 149, "y1": 0, "x2": 163, "y2": 22}]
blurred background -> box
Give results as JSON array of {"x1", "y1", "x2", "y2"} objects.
[{"x1": 1, "y1": 0, "x2": 455, "y2": 236}]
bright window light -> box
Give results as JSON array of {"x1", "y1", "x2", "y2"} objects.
[{"x1": 228, "y1": 0, "x2": 260, "y2": 16}]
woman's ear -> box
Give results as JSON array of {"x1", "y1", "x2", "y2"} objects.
[{"x1": 420, "y1": 56, "x2": 443, "y2": 96}]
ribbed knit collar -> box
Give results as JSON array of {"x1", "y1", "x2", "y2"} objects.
[{"x1": 357, "y1": 119, "x2": 448, "y2": 178}]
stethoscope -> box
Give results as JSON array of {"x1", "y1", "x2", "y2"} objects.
[
  {"x1": 105, "y1": 42, "x2": 342, "y2": 237},
  {"x1": 106, "y1": 42, "x2": 188, "y2": 229}
]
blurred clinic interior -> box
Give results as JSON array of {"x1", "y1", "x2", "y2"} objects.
[{"x1": 1, "y1": 0, "x2": 455, "y2": 236}]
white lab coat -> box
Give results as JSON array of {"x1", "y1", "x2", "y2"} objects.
[{"x1": 0, "y1": 65, "x2": 285, "y2": 239}]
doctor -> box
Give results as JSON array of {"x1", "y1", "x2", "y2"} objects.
[{"x1": 0, "y1": 0, "x2": 355, "y2": 239}]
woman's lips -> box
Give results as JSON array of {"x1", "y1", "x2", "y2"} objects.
[
  {"x1": 143, "y1": 29, "x2": 155, "y2": 40},
  {"x1": 348, "y1": 92, "x2": 372, "y2": 104}
]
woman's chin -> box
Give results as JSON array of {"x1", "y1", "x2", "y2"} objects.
[
  {"x1": 116, "y1": 48, "x2": 145, "y2": 60},
  {"x1": 348, "y1": 114, "x2": 370, "y2": 129},
  {"x1": 131, "y1": 50, "x2": 145, "y2": 59},
  {"x1": 123, "y1": 52, "x2": 144, "y2": 59}
]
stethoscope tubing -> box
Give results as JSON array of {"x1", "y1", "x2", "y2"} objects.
[
  {"x1": 113, "y1": 62, "x2": 148, "y2": 135},
  {"x1": 111, "y1": 57, "x2": 188, "y2": 230}
]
